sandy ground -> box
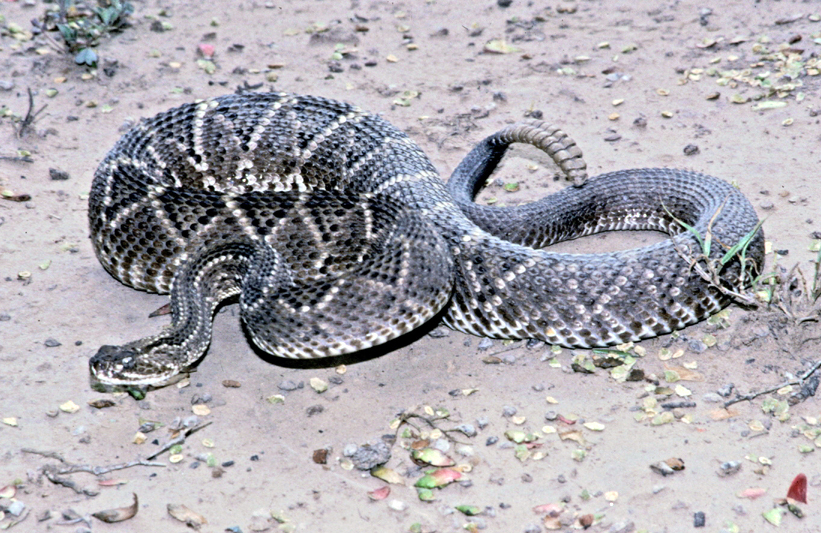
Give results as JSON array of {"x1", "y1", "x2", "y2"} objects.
[{"x1": 1, "y1": 0, "x2": 820, "y2": 532}]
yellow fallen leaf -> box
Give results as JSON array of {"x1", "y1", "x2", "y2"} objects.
[
  {"x1": 192, "y1": 404, "x2": 211, "y2": 416},
  {"x1": 60, "y1": 400, "x2": 80, "y2": 414},
  {"x1": 483, "y1": 39, "x2": 521, "y2": 54}
]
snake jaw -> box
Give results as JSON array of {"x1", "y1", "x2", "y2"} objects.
[{"x1": 89, "y1": 343, "x2": 187, "y2": 389}]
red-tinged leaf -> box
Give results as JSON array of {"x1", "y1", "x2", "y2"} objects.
[
  {"x1": 737, "y1": 487, "x2": 767, "y2": 500},
  {"x1": 431, "y1": 468, "x2": 461, "y2": 485},
  {"x1": 415, "y1": 468, "x2": 462, "y2": 489},
  {"x1": 532, "y1": 503, "x2": 563, "y2": 516},
  {"x1": 557, "y1": 414, "x2": 576, "y2": 425},
  {"x1": 98, "y1": 479, "x2": 129, "y2": 487},
  {"x1": 198, "y1": 43, "x2": 215, "y2": 58},
  {"x1": 0, "y1": 485, "x2": 16, "y2": 499},
  {"x1": 787, "y1": 473, "x2": 807, "y2": 504},
  {"x1": 368, "y1": 486, "x2": 390, "y2": 501}
]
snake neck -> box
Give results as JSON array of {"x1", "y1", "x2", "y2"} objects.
[{"x1": 90, "y1": 239, "x2": 270, "y2": 387}]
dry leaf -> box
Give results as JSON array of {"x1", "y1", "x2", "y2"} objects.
[
  {"x1": 370, "y1": 466, "x2": 404, "y2": 485},
  {"x1": 167, "y1": 504, "x2": 207, "y2": 529},
  {"x1": 92, "y1": 493, "x2": 138, "y2": 523},
  {"x1": 738, "y1": 487, "x2": 767, "y2": 500},
  {"x1": 483, "y1": 39, "x2": 521, "y2": 54},
  {"x1": 664, "y1": 364, "x2": 704, "y2": 381},
  {"x1": 368, "y1": 486, "x2": 390, "y2": 501}
]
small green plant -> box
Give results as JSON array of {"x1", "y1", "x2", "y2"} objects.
[{"x1": 41, "y1": 0, "x2": 134, "y2": 67}]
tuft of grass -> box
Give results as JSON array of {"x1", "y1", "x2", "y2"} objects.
[{"x1": 664, "y1": 199, "x2": 764, "y2": 303}]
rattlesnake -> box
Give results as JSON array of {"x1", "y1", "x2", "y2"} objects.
[{"x1": 88, "y1": 92, "x2": 764, "y2": 387}]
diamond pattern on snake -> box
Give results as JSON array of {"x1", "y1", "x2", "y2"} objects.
[{"x1": 87, "y1": 92, "x2": 764, "y2": 389}]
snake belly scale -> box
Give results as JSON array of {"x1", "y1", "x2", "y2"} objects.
[{"x1": 88, "y1": 92, "x2": 764, "y2": 387}]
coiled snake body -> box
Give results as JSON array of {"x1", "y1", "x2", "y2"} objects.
[{"x1": 88, "y1": 92, "x2": 764, "y2": 387}]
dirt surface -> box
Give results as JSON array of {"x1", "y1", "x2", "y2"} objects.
[{"x1": 1, "y1": 1, "x2": 821, "y2": 532}]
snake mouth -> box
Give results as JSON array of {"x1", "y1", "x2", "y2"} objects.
[{"x1": 89, "y1": 344, "x2": 189, "y2": 391}]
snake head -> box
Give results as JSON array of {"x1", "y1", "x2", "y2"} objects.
[{"x1": 89, "y1": 343, "x2": 189, "y2": 391}]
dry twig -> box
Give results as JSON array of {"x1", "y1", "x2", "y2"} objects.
[
  {"x1": 146, "y1": 420, "x2": 213, "y2": 460},
  {"x1": 21, "y1": 448, "x2": 165, "y2": 496},
  {"x1": 724, "y1": 359, "x2": 821, "y2": 408},
  {"x1": 16, "y1": 88, "x2": 48, "y2": 138}
]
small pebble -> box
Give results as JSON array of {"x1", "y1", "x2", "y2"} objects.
[
  {"x1": 502, "y1": 406, "x2": 517, "y2": 417},
  {"x1": 718, "y1": 461, "x2": 741, "y2": 477},
  {"x1": 44, "y1": 338, "x2": 62, "y2": 347},
  {"x1": 609, "y1": 521, "x2": 636, "y2": 533},
  {"x1": 455, "y1": 444, "x2": 474, "y2": 457},
  {"x1": 524, "y1": 525, "x2": 541, "y2": 533},
  {"x1": 604, "y1": 133, "x2": 622, "y2": 142},
  {"x1": 694, "y1": 511, "x2": 705, "y2": 527},
  {"x1": 688, "y1": 339, "x2": 707, "y2": 353},
  {"x1": 477, "y1": 338, "x2": 494, "y2": 351},
  {"x1": 342, "y1": 443, "x2": 358, "y2": 456},
  {"x1": 701, "y1": 392, "x2": 723, "y2": 403},
  {"x1": 497, "y1": 0, "x2": 513, "y2": 7},
  {"x1": 428, "y1": 327, "x2": 449, "y2": 338},
  {"x1": 49, "y1": 168, "x2": 70, "y2": 181},
  {"x1": 717, "y1": 383, "x2": 734, "y2": 397},
  {"x1": 250, "y1": 454, "x2": 259, "y2": 461},
  {"x1": 557, "y1": 474, "x2": 566, "y2": 483},
  {"x1": 432, "y1": 438, "x2": 450, "y2": 453},
  {"x1": 476, "y1": 416, "x2": 489, "y2": 429},
  {"x1": 278, "y1": 380, "x2": 301, "y2": 391},
  {"x1": 387, "y1": 499, "x2": 407, "y2": 512},
  {"x1": 191, "y1": 393, "x2": 212, "y2": 405},
  {"x1": 544, "y1": 411, "x2": 558, "y2": 421},
  {"x1": 683, "y1": 144, "x2": 700, "y2": 156},
  {"x1": 6, "y1": 500, "x2": 25, "y2": 516},
  {"x1": 221, "y1": 460, "x2": 234, "y2": 468},
  {"x1": 486, "y1": 436, "x2": 499, "y2": 446},
  {"x1": 306, "y1": 405, "x2": 324, "y2": 417},
  {"x1": 350, "y1": 442, "x2": 391, "y2": 470},
  {"x1": 456, "y1": 424, "x2": 477, "y2": 437},
  {"x1": 759, "y1": 200, "x2": 774, "y2": 210}
]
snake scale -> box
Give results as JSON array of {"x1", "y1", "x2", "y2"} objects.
[{"x1": 88, "y1": 92, "x2": 764, "y2": 387}]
